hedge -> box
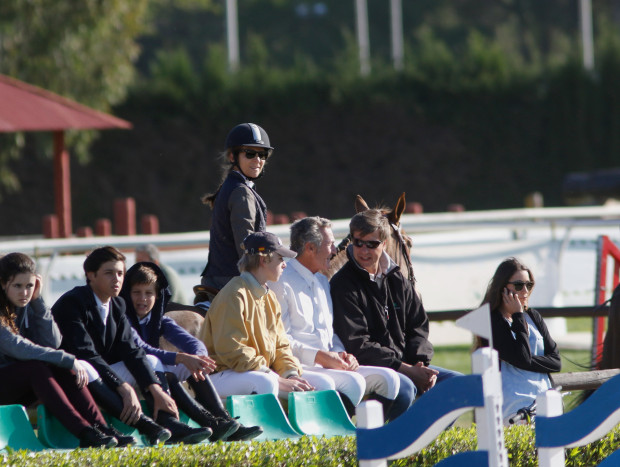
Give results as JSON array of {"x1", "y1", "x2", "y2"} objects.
[{"x1": 3, "y1": 425, "x2": 620, "y2": 466}]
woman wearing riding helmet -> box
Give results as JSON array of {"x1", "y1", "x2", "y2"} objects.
[{"x1": 199, "y1": 123, "x2": 273, "y2": 293}]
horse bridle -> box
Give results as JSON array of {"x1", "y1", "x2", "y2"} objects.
[
  {"x1": 334, "y1": 223, "x2": 415, "y2": 283},
  {"x1": 389, "y1": 222, "x2": 415, "y2": 284}
]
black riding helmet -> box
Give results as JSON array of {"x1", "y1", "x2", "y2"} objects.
[{"x1": 226, "y1": 123, "x2": 273, "y2": 180}]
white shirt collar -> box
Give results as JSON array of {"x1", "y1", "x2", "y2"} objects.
[
  {"x1": 288, "y1": 259, "x2": 317, "y2": 286},
  {"x1": 93, "y1": 292, "x2": 110, "y2": 324}
]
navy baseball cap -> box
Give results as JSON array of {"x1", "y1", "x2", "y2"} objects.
[
  {"x1": 225, "y1": 123, "x2": 273, "y2": 150},
  {"x1": 242, "y1": 232, "x2": 296, "y2": 258}
]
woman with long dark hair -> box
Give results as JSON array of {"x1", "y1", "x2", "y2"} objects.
[
  {"x1": 0, "y1": 252, "x2": 122, "y2": 448},
  {"x1": 478, "y1": 257, "x2": 561, "y2": 422}
]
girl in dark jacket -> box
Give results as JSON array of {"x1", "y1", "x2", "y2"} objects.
[
  {"x1": 121, "y1": 262, "x2": 262, "y2": 441},
  {"x1": 478, "y1": 257, "x2": 561, "y2": 422},
  {"x1": 0, "y1": 252, "x2": 122, "y2": 448},
  {"x1": 199, "y1": 123, "x2": 273, "y2": 293}
]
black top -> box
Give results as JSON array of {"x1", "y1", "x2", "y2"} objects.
[
  {"x1": 330, "y1": 247, "x2": 433, "y2": 370},
  {"x1": 482, "y1": 307, "x2": 561, "y2": 374},
  {"x1": 52, "y1": 285, "x2": 159, "y2": 391}
]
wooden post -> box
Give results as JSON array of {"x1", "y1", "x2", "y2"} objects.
[
  {"x1": 447, "y1": 203, "x2": 465, "y2": 212},
  {"x1": 114, "y1": 198, "x2": 136, "y2": 235},
  {"x1": 550, "y1": 369, "x2": 620, "y2": 391},
  {"x1": 53, "y1": 131, "x2": 72, "y2": 238},
  {"x1": 42, "y1": 214, "x2": 59, "y2": 239},
  {"x1": 141, "y1": 215, "x2": 160, "y2": 235},
  {"x1": 76, "y1": 226, "x2": 93, "y2": 237},
  {"x1": 95, "y1": 218, "x2": 112, "y2": 237},
  {"x1": 405, "y1": 202, "x2": 423, "y2": 214}
]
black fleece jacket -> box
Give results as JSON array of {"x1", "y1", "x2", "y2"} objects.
[{"x1": 330, "y1": 248, "x2": 433, "y2": 370}]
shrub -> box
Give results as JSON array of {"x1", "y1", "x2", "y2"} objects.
[{"x1": 3, "y1": 425, "x2": 620, "y2": 466}]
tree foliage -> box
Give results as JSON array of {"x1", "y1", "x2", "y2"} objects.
[
  {"x1": 0, "y1": 0, "x2": 150, "y2": 195},
  {"x1": 0, "y1": 0, "x2": 149, "y2": 109}
]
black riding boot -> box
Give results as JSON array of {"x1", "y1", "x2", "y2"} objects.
[
  {"x1": 167, "y1": 372, "x2": 239, "y2": 441},
  {"x1": 186, "y1": 374, "x2": 228, "y2": 418},
  {"x1": 145, "y1": 372, "x2": 212, "y2": 444},
  {"x1": 338, "y1": 392, "x2": 357, "y2": 418},
  {"x1": 87, "y1": 378, "x2": 170, "y2": 446},
  {"x1": 368, "y1": 393, "x2": 395, "y2": 423},
  {"x1": 186, "y1": 375, "x2": 263, "y2": 441}
]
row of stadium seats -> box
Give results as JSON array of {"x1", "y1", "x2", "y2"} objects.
[{"x1": 0, "y1": 390, "x2": 355, "y2": 451}]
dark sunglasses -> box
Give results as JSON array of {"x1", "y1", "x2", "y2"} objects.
[
  {"x1": 243, "y1": 149, "x2": 271, "y2": 160},
  {"x1": 508, "y1": 281, "x2": 534, "y2": 291},
  {"x1": 352, "y1": 238, "x2": 382, "y2": 249}
]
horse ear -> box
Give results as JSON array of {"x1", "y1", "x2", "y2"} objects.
[
  {"x1": 355, "y1": 195, "x2": 369, "y2": 213},
  {"x1": 387, "y1": 192, "x2": 406, "y2": 225}
]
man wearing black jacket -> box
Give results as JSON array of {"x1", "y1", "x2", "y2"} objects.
[
  {"x1": 330, "y1": 210, "x2": 460, "y2": 403},
  {"x1": 52, "y1": 246, "x2": 210, "y2": 445}
]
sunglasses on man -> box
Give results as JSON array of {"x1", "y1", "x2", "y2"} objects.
[
  {"x1": 352, "y1": 238, "x2": 383, "y2": 249},
  {"x1": 243, "y1": 149, "x2": 271, "y2": 160},
  {"x1": 508, "y1": 280, "x2": 534, "y2": 291}
]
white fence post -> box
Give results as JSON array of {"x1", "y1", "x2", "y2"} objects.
[
  {"x1": 537, "y1": 390, "x2": 564, "y2": 467},
  {"x1": 472, "y1": 348, "x2": 508, "y2": 467},
  {"x1": 356, "y1": 400, "x2": 387, "y2": 467}
]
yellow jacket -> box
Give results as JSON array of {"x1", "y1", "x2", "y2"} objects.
[{"x1": 200, "y1": 272, "x2": 302, "y2": 377}]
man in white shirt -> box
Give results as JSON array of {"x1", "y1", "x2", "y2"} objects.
[{"x1": 270, "y1": 217, "x2": 414, "y2": 419}]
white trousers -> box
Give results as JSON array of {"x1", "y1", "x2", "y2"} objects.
[
  {"x1": 302, "y1": 364, "x2": 400, "y2": 406},
  {"x1": 209, "y1": 368, "x2": 335, "y2": 400}
]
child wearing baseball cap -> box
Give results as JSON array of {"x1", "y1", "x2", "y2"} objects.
[{"x1": 198, "y1": 232, "x2": 336, "y2": 400}]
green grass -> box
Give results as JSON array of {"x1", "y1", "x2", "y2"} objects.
[
  {"x1": 432, "y1": 346, "x2": 591, "y2": 379},
  {"x1": 566, "y1": 317, "x2": 593, "y2": 333}
]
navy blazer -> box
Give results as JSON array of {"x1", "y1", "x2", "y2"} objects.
[{"x1": 51, "y1": 285, "x2": 159, "y2": 391}]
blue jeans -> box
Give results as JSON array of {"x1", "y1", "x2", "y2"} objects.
[
  {"x1": 385, "y1": 372, "x2": 416, "y2": 421},
  {"x1": 373, "y1": 366, "x2": 462, "y2": 421},
  {"x1": 429, "y1": 365, "x2": 463, "y2": 384}
]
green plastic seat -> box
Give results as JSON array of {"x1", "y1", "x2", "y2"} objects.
[
  {"x1": 36, "y1": 405, "x2": 79, "y2": 449},
  {"x1": 226, "y1": 394, "x2": 301, "y2": 440},
  {"x1": 288, "y1": 390, "x2": 356, "y2": 437},
  {"x1": 0, "y1": 404, "x2": 48, "y2": 451}
]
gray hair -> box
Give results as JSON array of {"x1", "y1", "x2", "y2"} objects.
[
  {"x1": 349, "y1": 209, "x2": 389, "y2": 241},
  {"x1": 135, "y1": 243, "x2": 160, "y2": 262},
  {"x1": 290, "y1": 217, "x2": 332, "y2": 254}
]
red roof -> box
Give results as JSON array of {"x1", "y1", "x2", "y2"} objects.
[{"x1": 0, "y1": 74, "x2": 131, "y2": 132}]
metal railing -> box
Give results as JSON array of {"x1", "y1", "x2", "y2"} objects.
[{"x1": 2, "y1": 204, "x2": 620, "y2": 257}]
